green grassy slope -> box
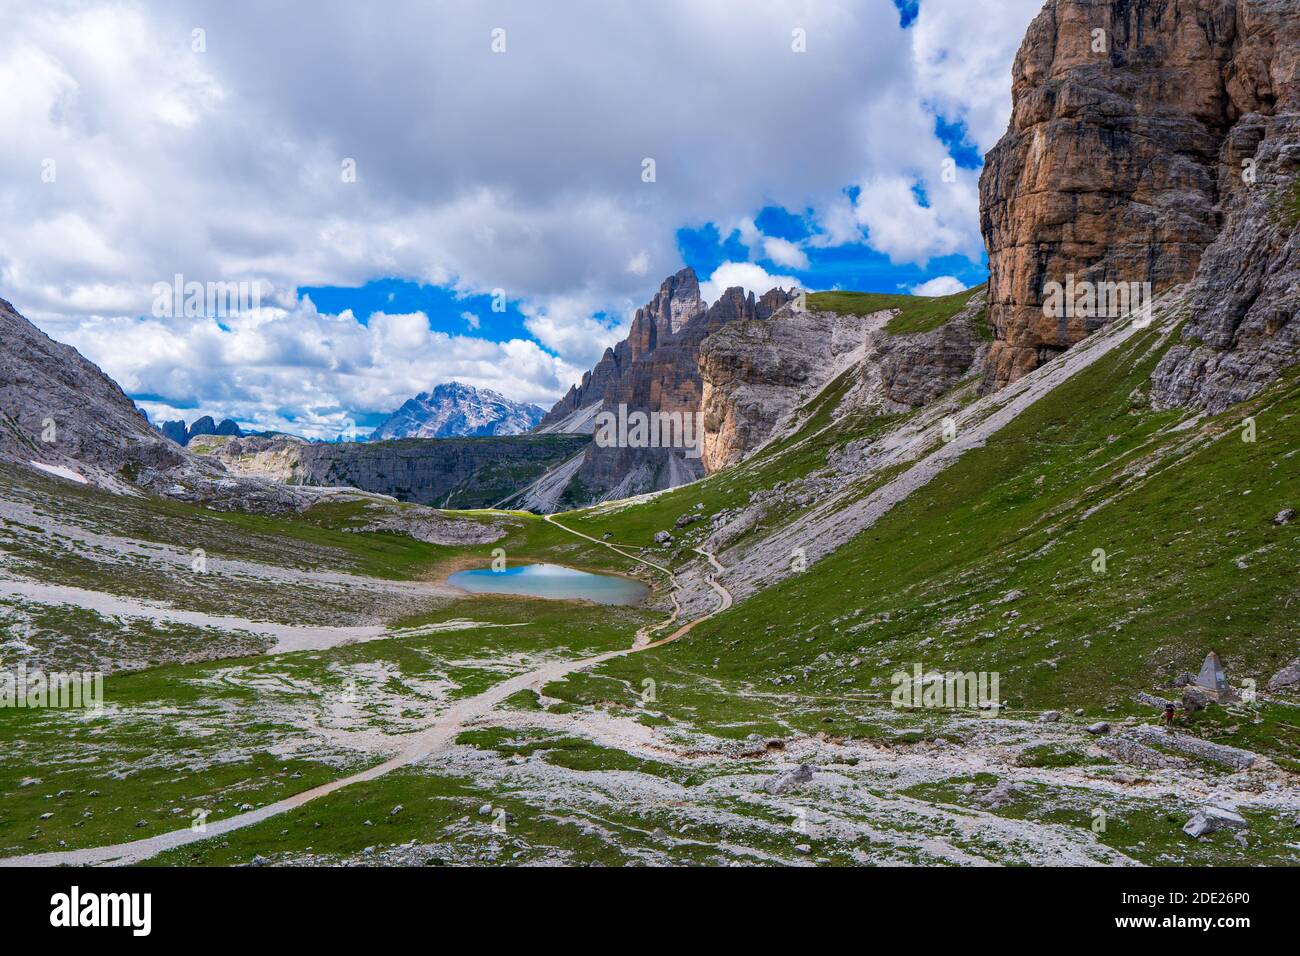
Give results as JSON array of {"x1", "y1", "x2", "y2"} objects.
[
  {"x1": 565, "y1": 325, "x2": 1299, "y2": 751},
  {"x1": 809, "y1": 285, "x2": 983, "y2": 335}
]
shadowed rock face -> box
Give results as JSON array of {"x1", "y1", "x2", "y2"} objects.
[
  {"x1": 539, "y1": 268, "x2": 793, "y2": 502},
  {"x1": 293, "y1": 435, "x2": 591, "y2": 508},
  {"x1": 1151, "y1": 0, "x2": 1300, "y2": 412},
  {"x1": 537, "y1": 268, "x2": 706, "y2": 431},
  {"x1": 579, "y1": 281, "x2": 793, "y2": 499},
  {"x1": 0, "y1": 296, "x2": 186, "y2": 483},
  {"x1": 980, "y1": 0, "x2": 1297, "y2": 391},
  {"x1": 203, "y1": 433, "x2": 590, "y2": 509},
  {"x1": 158, "y1": 416, "x2": 243, "y2": 446}
]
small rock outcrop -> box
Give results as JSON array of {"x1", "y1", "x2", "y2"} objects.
[
  {"x1": 980, "y1": 780, "x2": 1022, "y2": 808},
  {"x1": 1132, "y1": 725, "x2": 1258, "y2": 770},
  {"x1": 1268, "y1": 658, "x2": 1300, "y2": 693},
  {"x1": 762, "y1": 764, "x2": 814, "y2": 795}
]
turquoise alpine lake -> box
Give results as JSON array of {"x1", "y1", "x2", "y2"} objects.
[{"x1": 446, "y1": 563, "x2": 649, "y2": 605}]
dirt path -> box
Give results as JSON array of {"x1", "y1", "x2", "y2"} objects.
[{"x1": 0, "y1": 517, "x2": 732, "y2": 868}]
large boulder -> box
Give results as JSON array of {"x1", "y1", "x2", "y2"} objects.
[
  {"x1": 1268, "y1": 659, "x2": 1300, "y2": 694},
  {"x1": 762, "y1": 764, "x2": 814, "y2": 795},
  {"x1": 1183, "y1": 806, "x2": 1249, "y2": 838}
]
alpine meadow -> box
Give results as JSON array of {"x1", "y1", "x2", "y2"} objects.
[{"x1": 0, "y1": 0, "x2": 1297, "y2": 935}]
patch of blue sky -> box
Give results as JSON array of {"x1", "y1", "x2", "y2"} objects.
[
  {"x1": 299, "y1": 277, "x2": 532, "y2": 342},
  {"x1": 893, "y1": 0, "x2": 920, "y2": 28},
  {"x1": 753, "y1": 205, "x2": 812, "y2": 242},
  {"x1": 934, "y1": 115, "x2": 983, "y2": 169},
  {"x1": 678, "y1": 209, "x2": 988, "y2": 297}
]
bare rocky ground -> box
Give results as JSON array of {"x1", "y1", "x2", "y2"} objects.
[
  {"x1": 0, "y1": 466, "x2": 520, "y2": 673},
  {"x1": 152, "y1": 686, "x2": 1300, "y2": 868}
]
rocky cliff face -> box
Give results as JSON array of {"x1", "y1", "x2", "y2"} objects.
[
  {"x1": 980, "y1": 0, "x2": 1298, "y2": 393},
  {"x1": 538, "y1": 268, "x2": 793, "y2": 503},
  {"x1": 203, "y1": 432, "x2": 589, "y2": 509},
  {"x1": 0, "y1": 298, "x2": 308, "y2": 512},
  {"x1": 873, "y1": 290, "x2": 991, "y2": 409},
  {"x1": 0, "y1": 297, "x2": 187, "y2": 489},
  {"x1": 1151, "y1": 2, "x2": 1300, "y2": 411},
  {"x1": 698, "y1": 290, "x2": 990, "y2": 470},
  {"x1": 698, "y1": 305, "x2": 880, "y2": 471},
  {"x1": 372, "y1": 381, "x2": 544, "y2": 440},
  {"x1": 537, "y1": 269, "x2": 706, "y2": 432}
]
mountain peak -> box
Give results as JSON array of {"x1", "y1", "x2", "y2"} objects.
[{"x1": 371, "y1": 382, "x2": 544, "y2": 440}]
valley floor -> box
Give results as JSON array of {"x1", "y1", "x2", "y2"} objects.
[{"x1": 2, "y1": 301, "x2": 1298, "y2": 867}]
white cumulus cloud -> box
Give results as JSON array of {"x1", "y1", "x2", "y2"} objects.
[
  {"x1": 907, "y1": 275, "x2": 967, "y2": 296},
  {"x1": 699, "y1": 262, "x2": 801, "y2": 307},
  {"x1": 0, "y1": 0, "x2": 1032, "y2": 433}
]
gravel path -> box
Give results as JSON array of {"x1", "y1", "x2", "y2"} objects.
[{"x1": 0, "y1": 518, "x2": 734, "y2": 867}]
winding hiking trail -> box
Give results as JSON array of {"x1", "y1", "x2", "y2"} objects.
[{"x1": 1, "y1": 516, "x2": 731, "y2": 868}]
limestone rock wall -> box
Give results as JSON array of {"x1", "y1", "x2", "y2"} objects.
[{"x1": 980, "y1": 0, "x2": 1280, "y2": 390}]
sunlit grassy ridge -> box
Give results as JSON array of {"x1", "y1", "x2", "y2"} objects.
[{"x1": 808, "y1": 285, "x2": 984, "y2": 335}]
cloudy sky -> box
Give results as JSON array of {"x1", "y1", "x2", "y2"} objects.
[{"x1": 0, "y1": 0, "x2": 1044, "y2": 438}]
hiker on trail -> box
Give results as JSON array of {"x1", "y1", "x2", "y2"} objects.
[{"x1": 1161, "y1": 701, "x2": 1177, "y2": 730}]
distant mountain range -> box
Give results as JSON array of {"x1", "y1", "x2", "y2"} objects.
[
  {"x1": 150, "y1": 382, "x2": 543, "y2": 447},
  {"x1": 370, "y1": 382, "x2": 544, "y2": 440}
]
